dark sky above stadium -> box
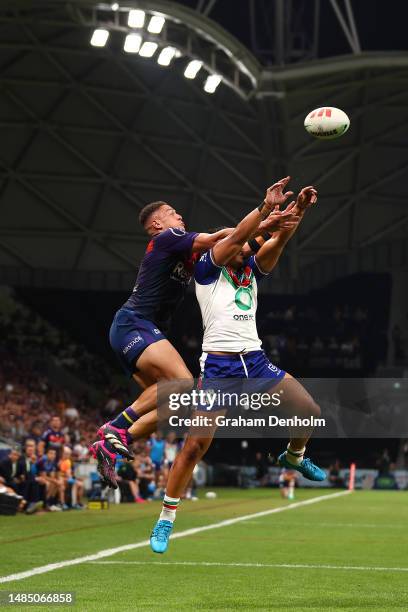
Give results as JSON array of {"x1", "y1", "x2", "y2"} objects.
[{"x1": 176, "y1": 0, "x2": 408, "y2": 63}]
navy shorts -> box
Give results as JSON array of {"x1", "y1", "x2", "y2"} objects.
[
  {"x1": 197, "y1": 350, "x2": 286, "y2": 412},
  {"x1": 109, "y1": 308, "x2": 166, "y2": 376}
]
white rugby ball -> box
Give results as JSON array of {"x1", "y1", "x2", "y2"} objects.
[
  {"x1": 205, "y1": 491, "x2": 217, "y2": 499},
  {"x1": 304, "y1": 107, "x2": 350, "y2": 140}
]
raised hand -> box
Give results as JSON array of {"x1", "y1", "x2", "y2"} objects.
[
  {"x1": 296, "y1": 186, "x2": 318, "y2": 210},
  {"x1": 263, "y1": 176, "x2": 294, "y2": 211},
  {"x1": 260, "y1": 206, "x2": 300, "y2": 233}
]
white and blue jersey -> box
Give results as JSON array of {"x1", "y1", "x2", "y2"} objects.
[{"x1": 194, "y1": 250, "x2": 285, "y2": 406}]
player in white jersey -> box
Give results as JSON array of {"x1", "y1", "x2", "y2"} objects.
[{"x1": 150, "y1": 178, "x2": 325, "y2": 553}]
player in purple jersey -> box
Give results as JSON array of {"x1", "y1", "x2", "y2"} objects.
[{"x1": 91, "y1": 189, "x2": 297, "y2": 486}]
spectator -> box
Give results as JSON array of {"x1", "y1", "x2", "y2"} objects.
[
  {"x1": 41, "y1": 416, "x2": 65, "y2": 457},
  {"x1": 58, "y1": 446, "x2": 84, "y2": 509},
  {"x1": 163, "y1": 432, "x2": 178, "y2": 475},
  {"x1": 328, "y1": 460, "x2": 345, "y2": 488},
  {"x1": 36, "y1": 448, "x2": 66, "y2": 511},
  {"x1": 254, "y1": 451, "x2": 269, "y2": 487},
  {"x1": 149, "y1": 432, "x2": 165, "y2": 473},
  {"x1": 116, "y1": 459, "x2": 145, "y2": 504},
  {"x1": 0, "y1": 446, "x2": 26, "y2": 494}
]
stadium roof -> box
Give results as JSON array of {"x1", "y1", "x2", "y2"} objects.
[{"x1": 1, "y1": 0, "x2": 408, "y2": 292}]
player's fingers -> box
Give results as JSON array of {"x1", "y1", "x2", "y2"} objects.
[
  {"x1": 283, "y1": 190, "x2": 294, "y2": 200},
  {"x1": 284, "y1": 200, "x2": 296, "y2": 211}
]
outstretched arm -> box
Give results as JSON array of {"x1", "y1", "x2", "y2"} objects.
[
  {"x1": 191, "y1": 227, "x2": 234, "y2": 253},
  {"x1": 212, "y1": 177, "x2": 294, "y2": 266},
  {"x1": 256, "y1": 186, "x2": 318, "y2": 273}
]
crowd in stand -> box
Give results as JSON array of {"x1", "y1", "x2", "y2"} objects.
[
  {"x1": 0, "y1": 288, "x2": 115, "y2": 388},
  {"x1": 0, "y1": 351, "x2": 192, "y2": 514},
  {"x1": 179, "y1": 303, "x2": 391, "y2": 376}
]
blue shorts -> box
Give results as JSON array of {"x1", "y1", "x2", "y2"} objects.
[
  {"x1": 198, "y1": 350, "x2": 286, "y2": 412},
  {"x1": 109, "y1": 308, "x2": 166, "y2": 376}
]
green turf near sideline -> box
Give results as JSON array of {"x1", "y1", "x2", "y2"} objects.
[{"x1": 0, "y1": 489, "x2": 407, "y2": 612}]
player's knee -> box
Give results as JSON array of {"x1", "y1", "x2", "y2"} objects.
[{"x1": 183, "y1": 439, "x2": 207, "y2": 464}]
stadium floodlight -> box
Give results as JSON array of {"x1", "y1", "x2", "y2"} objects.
[
  {"x1": 147, "y1": 15, "x2": 165, "y2": 34},
  {"x1": 204, "y1": 74, "x2": 222, "y2": 94},
  {"x1": 157, "y1": 46, "x2": 177, "y2": 66},
  {"x1": 90, "y1": 29, "x2": 109, "y2": 47},
  {"x1": 124, "y1": 33, "x2": 142, "y2": 53},
  {"x1": 128, "y1": 9, "x2": 145, "y2": 28},
  {"x1": 184, "y1": 59, "x2": 202, "y2": 79},
  {"x1": 111, "y1": 2, "x2": 119, "y2": 10},
  {"x1": 139, "y1": 41, "x2": 158, "y2": 57}
]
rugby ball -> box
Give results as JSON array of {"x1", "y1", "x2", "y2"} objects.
[
  {"x1": 304, "y1": 107, "x2": 350, "y2": 140},
  {"x1": 205, "y1": 491, "x2": 217, "y2": 499}
]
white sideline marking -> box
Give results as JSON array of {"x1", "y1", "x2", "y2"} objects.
[
  {"x1": 0, "y1": 490, "x2": 350, "y2": 584},
  {"x1": 91, "y1": 560, "x2": 408, "y2": 573}
]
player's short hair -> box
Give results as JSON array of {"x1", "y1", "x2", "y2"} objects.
[{"x1": 139, "y1": 201, "x2": 167, "y2": 227}]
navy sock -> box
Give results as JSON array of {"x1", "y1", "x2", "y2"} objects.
[{"x1": 111, "y1": 406, "x2": 139, "y2": 430}]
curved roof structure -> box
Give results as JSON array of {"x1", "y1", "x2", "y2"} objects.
[{"x1": 1, "y1": 0, "x2": 407, "y2": 292}]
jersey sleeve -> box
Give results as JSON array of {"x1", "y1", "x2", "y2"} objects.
[
  {"x1": 194, "y1": 250, "x2": 221, "y2": 285},
  {"x1": 156, "y1": 228, "x2": 199, "y2": 254},
  {"x1": 248, "y1": 255, "x2": 269, "y2": 282}
]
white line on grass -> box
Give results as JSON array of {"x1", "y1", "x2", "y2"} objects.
[
  {"x1": 90, "y1": 560, "x2": 408, "y2": 573},
  {"x1": 0, "y1": 490, "x2": 350, "y2": 584}
]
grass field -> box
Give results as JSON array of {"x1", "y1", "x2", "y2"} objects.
[{"x1": 0, "y1": 488, "x2": 407, "y2": 611}]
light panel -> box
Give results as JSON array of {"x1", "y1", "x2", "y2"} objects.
[
  {"x1": 157, "y1": 46, "x2": 177, "y2": 66},
  {"x1": 128, "y1": 9, "x2": 145, "y2": 28},
  {"x1": 139, "y1": 42, "x2": 158, "y2": 58},
  {"x1": 124, "y1": 33, "x2": 142, "y2": 53},
  {"x1": 148, "y1": 15, "x2": 165, "y2": 34},
  {"x1": 90, "y1": 29, "x2": 109, "y2": 47},
  {"x1": 184, "y1": 59, "x2": 202, "y2": 79},
  {"x1": 204, "y1": 74, "x2": 222, "y2": 93}
]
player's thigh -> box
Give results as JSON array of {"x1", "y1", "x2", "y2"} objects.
[
  {"x1": 136, "y1": 339, "x2": 192, "y2": 381},
  {"x1": 276, "y1": 372, "x2": 320, "y2": 415}
]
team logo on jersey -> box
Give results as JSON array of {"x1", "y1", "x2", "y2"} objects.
[
  {"x1": 170, "y1": 228, "x2": 186, "y2": 236},
  {"x1": 146, "y1": 240, "x2": 154, "y2": 254},
  {"x1": 235, "y1": 286, "x2": 253, "y2": 311}
]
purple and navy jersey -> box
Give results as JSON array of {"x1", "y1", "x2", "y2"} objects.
[
  {"x1": 41, "y1": 429, "x2": 64, "y2": 453},
  {"x1": 123, "y1": 228, "x2": 199, "y2": 331}
]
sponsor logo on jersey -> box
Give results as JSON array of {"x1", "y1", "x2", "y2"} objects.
[
  {"x1": 153, "y1": 328, "x2": 161, "y2": 335},
  {"x1": 233, "y1": 314, "x2": 254, "y2": 321},
  {"x1": 123, "y1": 335, "x2": 143, "y2": 354},
  {"x1": 170, "y1": 261, "x2": 192, "y2": 284},
  {"x1": 146, "y1": 240, "x2": 154, "y2": 254}
]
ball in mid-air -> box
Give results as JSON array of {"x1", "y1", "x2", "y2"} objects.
[{"x1": 304, "y1": 107, "x2": 350, "y2": 140}]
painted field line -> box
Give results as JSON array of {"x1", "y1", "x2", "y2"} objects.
[
  {"x1": 91, "y1": 560, "x2": 408, "y2": 573},
  {"x1": 0, "y1": 490, "x2": 350, "y2": 584}
]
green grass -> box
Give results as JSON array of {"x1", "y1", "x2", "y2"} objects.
[{"x1": 0, "y1": 489, "x2": 407, "y2": 611}]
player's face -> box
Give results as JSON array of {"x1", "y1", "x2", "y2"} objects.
[
  {"x1": 157, "y1": 205, "x2": 185, "y2": 231},
  {"x1": 227, "y1": 250, "x2": 245, "y2": 269}
]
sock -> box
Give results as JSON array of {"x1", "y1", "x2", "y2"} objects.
[
  {"x1": 286, "y1": 443, "x2": 306, "y2": 466},
  {"x1": 111, "y1": 406, "x2": 139, "y2": 430},
  {"x1": 159, "y1": 494, "x2": 180, "y2": 523}
]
